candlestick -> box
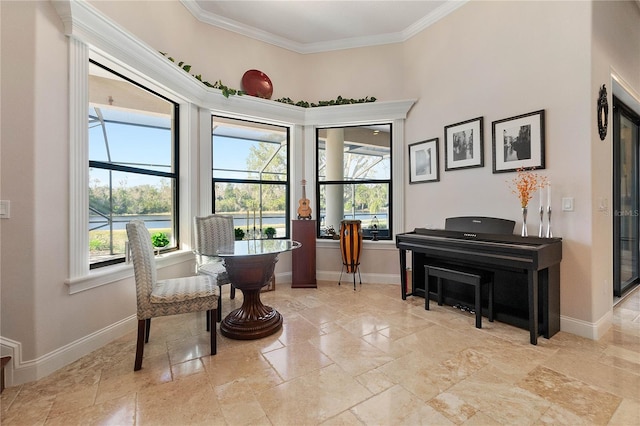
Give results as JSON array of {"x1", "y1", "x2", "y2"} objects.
[
  {"x1": 546, "y1": 205, "x2": 552, "y2": 238},
  {"x1": 539, "y1": 186, "x2": 544, "y2": 237},
  {"x1": 547, "y1": 182, "x2": 551, "y2": 207},
  {"x1": 539, "y1": 205, "x2": 544, "y2": 238}
]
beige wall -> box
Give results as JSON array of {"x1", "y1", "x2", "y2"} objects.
[
  {"x1": 1, "y1": 0, "x2": 639, "y2": 383},
  {"x1": 403, "y1": 1, "x2": 596, "y2": 323}
]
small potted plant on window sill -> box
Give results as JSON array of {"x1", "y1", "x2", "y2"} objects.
[
  {"x1": 264, "y1": 227, "x2": 276, "y2": 239},
  {"x1": 234, "y1": 228, "x2": 245, "y2": 241},
  {"x1": 151, "y1": 231, "x2": 170, "y2": 255}
]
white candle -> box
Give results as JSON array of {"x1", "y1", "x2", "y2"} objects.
[{"x1": 547, "y1": 182, "x2": 551, "y2": 206}]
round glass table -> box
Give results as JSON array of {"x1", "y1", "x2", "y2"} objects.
[{"x1": 217, "y1": 239, "x2": 301, "y2": 339}]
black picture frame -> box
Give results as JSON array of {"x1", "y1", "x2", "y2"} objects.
[
  {"x1": 492, "y1": 110, "x2": 545, "y2": 173},
  {"x1": 409, "y1": 138, "x2": 439, "y2": 183},
  {"x1": 444, "y1": 117, "x2": 484, "y2": 171}
]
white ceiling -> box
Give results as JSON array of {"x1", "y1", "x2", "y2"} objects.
[{"x1": 181, "y1": 0, "x2": 468, "y2": 54}]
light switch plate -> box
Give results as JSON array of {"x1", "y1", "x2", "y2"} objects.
[
  {"x1": 0, "y1": 200, "x2": 10, "y2": 218},
  {"x1": 561, "y1": 197, "x2": 574, "y2": 212}
]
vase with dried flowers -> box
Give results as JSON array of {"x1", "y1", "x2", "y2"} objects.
[{"x1": 508, "y1": 168, "x2": 547, "y2": 237}]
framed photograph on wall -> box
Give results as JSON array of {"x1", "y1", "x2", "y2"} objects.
[
  {"x1": 444, "y1": 117, "x2": 484, "y2": 171},
  {"x1": 492, "y1": 110, "x2": 545, "y2": 173},
  {"x1": 409, "y1": 138, "x2": 439, "y2": 183}
]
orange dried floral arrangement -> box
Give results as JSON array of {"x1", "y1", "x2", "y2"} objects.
[{"x1": 508, "y1": 168, "x2": 548, "y2": 208}]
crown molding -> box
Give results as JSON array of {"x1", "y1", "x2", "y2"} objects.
[
  {"x1": 402, "y1": 0, "x2": 469, "y2": 40},
  {"x1": 180, "y1": 0, "x2": 468, "y2": 54}
]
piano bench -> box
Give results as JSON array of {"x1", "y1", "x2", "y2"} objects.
[{"x1": 424, "y1": 264, "x2": 494, "y2": 329}]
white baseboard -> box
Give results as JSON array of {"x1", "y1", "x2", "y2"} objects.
[
  {"x1": 0, "y1": 314, "x2": 136, "y2": 387},
  {"x1": 560, "y1": 310, "x2": 612, "y2": 340}
]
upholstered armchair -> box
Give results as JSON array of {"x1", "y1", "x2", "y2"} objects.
[
  {"x1": 126, "y1": 220, "x2": 219, "y2": 371},
  {"x1": 193, "y1": 214, "x2": 236, "y2": 322}
]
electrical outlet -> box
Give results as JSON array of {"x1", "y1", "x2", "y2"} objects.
[
  {"x1": 561, "y1": 197, "x2": 574, "y2": 212},
  {"x1": 0, "y1": 200, "x2": 9, "y2": 219},
  {"x1": 598, "y1": 197, "x2": 608, "y2": 212}
]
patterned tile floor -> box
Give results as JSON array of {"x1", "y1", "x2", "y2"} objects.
[{"x1": 1, "y1": 281, "x2": 639, "y2": 425}]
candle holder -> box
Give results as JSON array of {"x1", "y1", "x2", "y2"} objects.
[
  {"x1": 538, "y1": 205, "x2": 544, "y2": 238},
  {"x1": 545, "y1": 205, "x2": 552, "y2": 238}
]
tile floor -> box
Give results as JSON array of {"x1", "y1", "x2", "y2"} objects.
[{"x1": 1, "y1": 281, "x2": 639, "y2": 425}]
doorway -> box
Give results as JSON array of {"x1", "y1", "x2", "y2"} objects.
[{"x1": 613, "y1": 96, "x2": 640, "y2": 297}]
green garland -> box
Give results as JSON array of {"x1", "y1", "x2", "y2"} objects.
[
  {"x1": 160, "y1": 52, "x2": 245, "y2": 98},
  {"x1": 160, "y1": 52, "x2": 376, "y2": 106},
  {"x1": 273, "y1": 96, "x2": 376, "y2": 108}
]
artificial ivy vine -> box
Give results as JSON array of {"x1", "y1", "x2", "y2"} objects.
[
  {"x1": 160, "y1": 53, "x2": 376, "y2": 106},
  {"x1": 160, "y1": 52, "x2": 245, "y2": 98}
]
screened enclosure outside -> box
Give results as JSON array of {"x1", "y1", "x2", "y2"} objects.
[
  {"x1": 212, "y1": 116, "x2": 289, "y2": 239},
  {"x1": 88, "y1": 61, "x2": 178, "y2": 267},
  {"x1": 316, "y1": 124, "x2": 392, "y2": 239}
]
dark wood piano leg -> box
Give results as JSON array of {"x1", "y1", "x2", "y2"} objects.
[
  {"x1": 399, "y1": 249, "x2": 407, "y2": 300},
  {"x1": 528, "y1": 271, "x2": 539, "y2": 345}
]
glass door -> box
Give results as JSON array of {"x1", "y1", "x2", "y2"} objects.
[{"x1": 613, "y1": 98, "x2": 640, "y2": 297}]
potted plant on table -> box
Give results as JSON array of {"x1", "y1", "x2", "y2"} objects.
[
  {"x1": 151, "y1": 231, "x2": 170, "y2": 255},
  {"x1": 264, "y1": 227, "x2": 276, "y2": 239}
]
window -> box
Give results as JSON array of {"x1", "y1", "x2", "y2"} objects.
[
  {"x1": 88, "y1": 61, "x2": 178, "y2": 268},
  {"x1": 316, "y1": 124, "x2": 392, "y2": 240},
  {"x1": 211, "y1": 116, "x2": 289, "y2": 239},
  {"x1": 613, "y1": 97, "x2": 640, "y2": 297}
]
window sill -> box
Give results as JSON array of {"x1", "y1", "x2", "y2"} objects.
[{"x1": 65, "y1": 250, "x2": 195, "y2": 295}]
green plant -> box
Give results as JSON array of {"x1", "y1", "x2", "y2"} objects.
[
  {"x1": 160, "y1": 52, "x2": 245, "y2": 98},
  {"x1": 159, "y1": 52, "x2": 376, "y2": 105},
  {"x1": 264, "y1": 227, "x2": 276, "y2": 238},
  {"x1": 151, "y1": 232, "x2": 170, "y2": 248},
  {"x1": 234, "y1": 228, "x2": 245, "y2": 240}
]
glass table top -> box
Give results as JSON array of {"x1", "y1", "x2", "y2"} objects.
[{"x1": 218, "y1": 239, "x2": 301, "y2": 257}]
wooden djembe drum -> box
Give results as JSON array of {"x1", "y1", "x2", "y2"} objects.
[{"x1": 339, "y1": 220, "x2": 363, "y2": 290}]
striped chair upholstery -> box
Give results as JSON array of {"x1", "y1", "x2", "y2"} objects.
[
  {"x1": 193, "y1": 214, "x2": 235, "y2": 322},
  {"x1": 126, "y1": 220, "x2": 219, "y2": 371}
]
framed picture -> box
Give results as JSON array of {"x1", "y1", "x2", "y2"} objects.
[
  {"x1": 409, "y1": 138, "x2": 439, "y2": 183},
  {"x1": 444, "y1": 117, "x2": 484, "y2": 171},
  {"x1": 492, "y1": 110, "x2": 545, "y2": 173}
]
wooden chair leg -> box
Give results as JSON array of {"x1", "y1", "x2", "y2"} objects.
[
  {"x1": 217, "y1": 293, "x2": 222, "y2": 323},
  {"x1": 230, "y1": 285, "x2": 236, "y2": 300},
  {"x1": 144, "y1": 318, "x2": 151, "y2": 343},
  {"x1": 134, "y1": 319, "x2": 146, "y2": 371},
  {"x1": 207, "y1": 309, "x2": 211, "y2": 331},
  {"x1": 210, "y1": 309, "x2": 217, "y2": 355}
]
